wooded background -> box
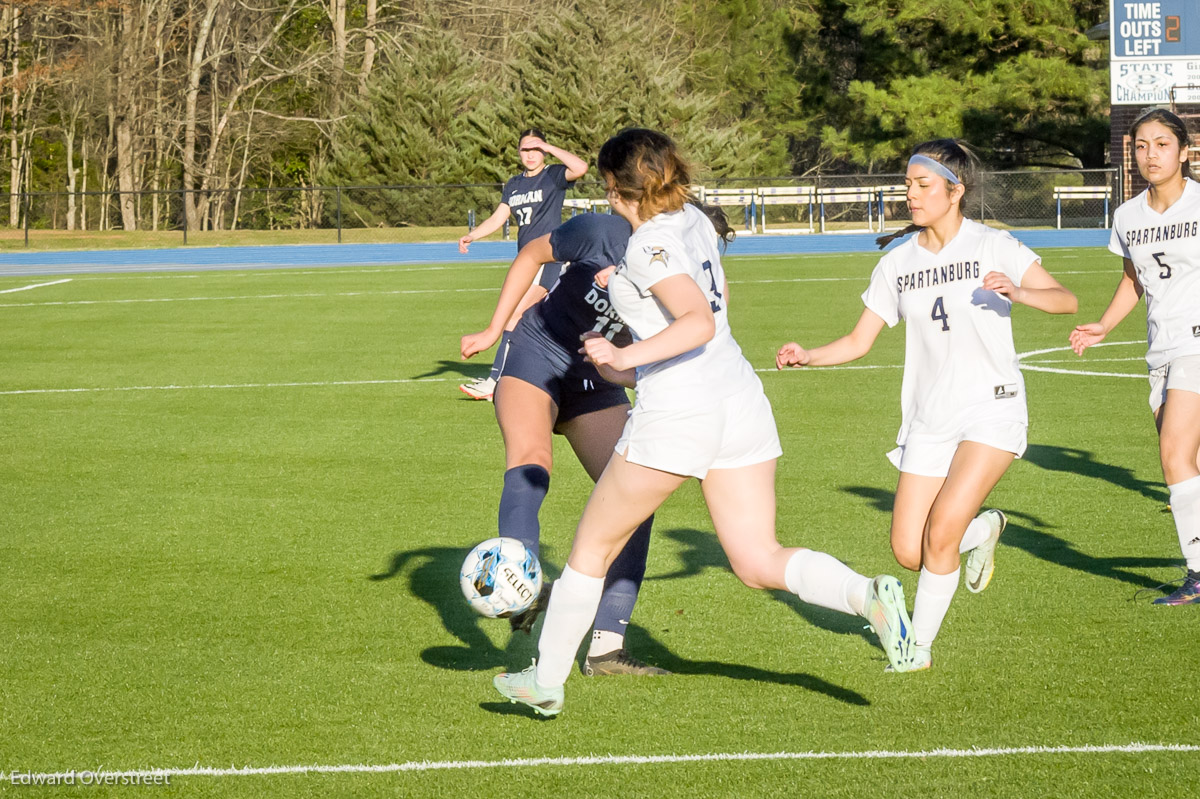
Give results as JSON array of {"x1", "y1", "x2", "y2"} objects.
[{"x1": 1, "y1": 0, "x2": 1109, "y2": 232}]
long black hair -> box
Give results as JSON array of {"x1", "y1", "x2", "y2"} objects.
[
  {"x1": 876, "y1": 139, "x2": 980, "y2": 249},
  {"x1": 1129, "y1": 107, "x2": 1193, "y2": 180}
]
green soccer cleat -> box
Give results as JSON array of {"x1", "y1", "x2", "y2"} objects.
[
  {"x1": 493, "y1": 661, "x2": 564, "y2": 717},
  {"x1": 886, "y1": 645, "x2": 932, "y2": 673},
  {"x1": 862, "y1": 575, "x2": 916, "y2": 671},
  {"x1": 965, "y1": 509, "x2": 1007, "y2": 594}
]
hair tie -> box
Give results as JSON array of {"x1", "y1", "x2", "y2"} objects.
[{"x1": 908, "y1": 154, "x2": 961, "y2": 185}]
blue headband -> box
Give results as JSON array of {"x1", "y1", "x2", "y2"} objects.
[{"x1": 908, "y1": 154, "x2": 961, "y2": 185}]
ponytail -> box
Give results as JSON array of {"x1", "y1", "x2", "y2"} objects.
[{"x1": 876, "y1": 223, "x2": 921, "y2": 250}]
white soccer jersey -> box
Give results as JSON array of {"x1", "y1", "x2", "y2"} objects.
[
  {"x1": 1108, "y1": 177, "x2": 1200, "y2": 370},
  {"x1": 862, "y1": 218, "x2": 1037, "y2": 446},
  {"x1": 608, "y1": 203, "x2": 759, "y2": 410}
]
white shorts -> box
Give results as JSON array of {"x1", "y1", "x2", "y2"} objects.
[
  {"x1": 616, "y1": 381, "x2": 783, "y2": 480},
  {"x1": 1148, "y1": 354, "x2": 1200, "y2": 412},
  {"x1": 887, "y1": 418, "x2": 1027, "y2": 478}
]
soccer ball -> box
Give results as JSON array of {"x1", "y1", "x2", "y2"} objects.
[{"x1": 460, "y1": 537, "x2": 543, "y2": 618}]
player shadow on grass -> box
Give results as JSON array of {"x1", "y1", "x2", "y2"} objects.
[
  {"x1": 641, "y1": 528, "x2": 874, "y2": 704},
  {"x1": 1023, "y1": 444, "x2": 1169, "y2": 505},
  {"x1": 370, "y1": 546, "x2": 539, "y2": 672},
  {"x1": 839, "y1": 485, "x2": 1178, "y2": 592},
  {"x1": 410, "y1": 359, "x2": 487, "y2": 381}
]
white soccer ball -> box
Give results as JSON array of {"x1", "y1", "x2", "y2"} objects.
[{"x1": 460, "y1": 537, "x2": 543, "y2": 618}]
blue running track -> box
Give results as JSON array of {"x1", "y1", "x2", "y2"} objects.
[{"x1": 0, "y1": 229, "x2": 1110, "y2": 278}]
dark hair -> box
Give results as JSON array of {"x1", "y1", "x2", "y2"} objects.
[
  {"x1": 598, "y1": 128, "x2": 692, "y2": 221},
  {"x1": 876, "y1": 139, "x2": 980, "y2": 249},
  {"x1": 687, "y1": 197, "x2": 735, "y2": 246},
  {"x1": 518, "y1": 128, "x2": 545, "y2": 144},
  {"x1": 1129, "y1": 107, "x2": 1193, "y2": 180}
]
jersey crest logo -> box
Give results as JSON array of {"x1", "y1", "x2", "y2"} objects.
[
  {"x1": 1192, "y1": 325, "x2": 1200, "y2": 338},
  {"x1": 645, "y1": 246, "x2": 670, "y2": 268},
  {"x1": 994, "y1": 384, "x2": 1018, "y2": 399}
]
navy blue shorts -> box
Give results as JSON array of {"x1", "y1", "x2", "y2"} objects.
[
  {"x1": 498, "y1": 313, "x2": 630, "y2": 430},
  {"x1": 537, "y1": 261, "x2": 565, "y2": 290}
]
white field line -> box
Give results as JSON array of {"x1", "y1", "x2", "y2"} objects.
[
  {"x1": 0, "y1": 278, "x2": 72, "y2": 294},
  {"x1": 2, "y1": 742, "x2": 1195, "y2": 782},
  {"x1": 0, "y1": 377, "x2": 454, "y2": 396},
  {"x1": 2, "y1": 270, "x2": 1117, "y2": 308},
  {"x1": 0, "y1": 286, "x2": 496, "y2": 309},
  {"x1": 1016, "y1": 340, "x2": 1145, "y2": 379},
  {"x1": 0, "y1": 344, "x2": 1146, "y2": 396}
]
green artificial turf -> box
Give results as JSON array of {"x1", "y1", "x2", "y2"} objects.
[{"x1": 0, "y1": 248, "x2": 1195, "y2": 796}]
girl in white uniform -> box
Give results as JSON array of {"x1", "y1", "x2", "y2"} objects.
[
  {"x1": 777, "y1": 139, "x2": 1077, "y2": 671},
  {"x1": 1070, "y1": 108, "x2": 1200, "y2": 606},
  {"x1": 492, "y1": 129, "x2": 917, "y2": 717}
]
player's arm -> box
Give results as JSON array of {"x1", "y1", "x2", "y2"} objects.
[
  {"x1": 459, "y1": 202, "x2": 512, "y2": 253},
  {"x1": 982, "y1": 261, "x2": 1077, "y2": 314},
  {"x1": 535, "y1": 140, "x2": 588, "y2": 181},
  {"x1": 580, "y1": 274, "x2": 714, "y2": 372},
  {"x1": 1069, "y1": 258, "x2": 1143, "y2": 355},
  {"x1": 776, "y1": 308, "x2": 887, "y2": 369},
  {"x1": 461, "y1": 233, "x2": 554, "y2": 359}
]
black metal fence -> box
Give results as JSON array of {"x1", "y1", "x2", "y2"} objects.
[{"x1": 0, "y1": 169, "x2": 1118, "y2": 247}]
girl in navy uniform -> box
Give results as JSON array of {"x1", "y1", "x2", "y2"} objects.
[
  {"x1": 459, "y1": 129, "x2": 588, "y2": 401},
  {"x1": 493, "y1": 129, "x2": 915, "y2": 717},
  {"x1": 1071, "y1": 108, "x2": 1200, "y2": 605},
  {"x1": 461, "y1": 212, "x2": 666, "y2": 675}
]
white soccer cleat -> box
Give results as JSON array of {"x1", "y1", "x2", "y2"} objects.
[
  {"x1": 862, "y1": 575, "x2": 916, "y2": 671},
  {"x1": 965, "y1": 509, "x2": 1007, "y2": 594},
  {"x1": 885, "y1": 645, "x2": 932, "y2": 673},
  {"x1": 459, "y1": 376, "x2": 496, "y2": 401}
]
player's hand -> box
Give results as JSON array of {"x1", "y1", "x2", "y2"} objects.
[
  {"x1": 983, "y1": 270, "x2": 1021, "y2": 302},
  {"x1": 523, "y1": 136, "x2": 548, "y2": 152},
  {"x1": 461, "y1": 328, "x2": 499, "y2": 360},
  {"x1": 580, "y1": 332, "x2": 629, "y2": 371},
  {"x1": 594, "y1": 265, "x2": 616, "y2": 288},
  {"x1": 1069, "y1": 323, "x2": 1107, "y2": 356},
  {"x1": 775, "y1": 342, "x2": 810, "y2": 369},
  {"x1": 458, "y1": 235, "x2": 472, "y2": 254}
]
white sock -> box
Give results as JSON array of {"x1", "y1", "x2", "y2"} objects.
[
  {"x1": 535, "y1": 565, "x2": 604, "y2": 688},
  {"x1": 912, "y1": 566, "x2": 960, "y2": 647},
  {"x1": 959, "y1": 516, "x2": 991, "y2": 553},
  {"x1": 784, "y1": 549, "x2": 872, "y2": 616},
  {"x1": 1168, "y1": 475, "x2": 1200, "y2": 571},
  {"x1": 587, "y1": 629, "x2": 624, "y2": 658}
]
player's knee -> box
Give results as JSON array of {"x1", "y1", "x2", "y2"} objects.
[
  {"x1": 1160, "y1": 439, "x2": 1198, "y2": 484},
  {"x1": 727, "y1": 556, "x2": 770, "y2": 590},
  {"x1": 891, "y1": 539, "x2": 922, "y2": 572},
  {"x1": 922, "y1": 518, "x2": 962, "y2": 561},
  {"x1": 506, "y1": 448, "x2": 553, "y2": 471}
]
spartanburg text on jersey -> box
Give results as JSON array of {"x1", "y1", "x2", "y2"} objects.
[
  {"x1": 608, "y1": 203, "x2": 760, "y2": 410},
  {"x1": 862, "y1": 219, "x2": 1036, "y2": 446},
  {"x1": 535, "y1": 213, "x2": 635, "y2": 349},
  {"x1": 503, "y1": 163, "x2": 575, "y2": 250},
  {"x1": 1108, "y1": 177, "x2": 1200, "y2": 371}
]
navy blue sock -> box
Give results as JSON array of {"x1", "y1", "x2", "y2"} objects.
[
  {"x1": 489, "y1": 330, "x2": 513, "y2": 380},
  {"x1": 593, "y1": 515, "x2": 653, "y2": 635},
  {"x1": 498, "y1": 464, "x2": 550, "y2": 556}
]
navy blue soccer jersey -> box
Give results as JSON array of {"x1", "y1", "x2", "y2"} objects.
[
  {"x1": 502, "y1": 163, "x2": 574, "y2": 250},
  {"x1": 535, "y1": 213, "x2": 634, "y2": 348}
]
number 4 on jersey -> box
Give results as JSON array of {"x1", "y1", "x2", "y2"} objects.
[{"x1": 931, "y1": 296, "x2": 949, "y2": 331}]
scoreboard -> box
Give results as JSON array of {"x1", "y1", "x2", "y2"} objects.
[{"x1": 1110, "y1": 0, "x2": 1200, "y2": 103}]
